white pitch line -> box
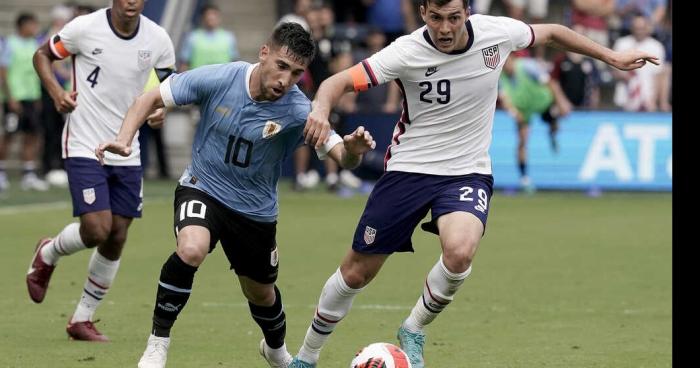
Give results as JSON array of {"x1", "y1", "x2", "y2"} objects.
[
  {"x1": 200, "y1": 302, "x2": 412, "y2": 310},
  {"x1": 0, "y1": 197, "x2": 172, "y2": 216}
]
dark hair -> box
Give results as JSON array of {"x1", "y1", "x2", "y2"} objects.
[
  {"x1": 16, "y1": 12, "x2": 37, "y2": 29},
  {"x1": 200, "y1": 3, "x2": 220, "y2": 15},
  {"x1": 421, "y1": 0, "x2": 470, "y2": 10},
  {"x1": 270, "y1": 22, "x2": 316, "y2": 63}
]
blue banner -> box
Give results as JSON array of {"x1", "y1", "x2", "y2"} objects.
[
  {"x1": 490, "y1": 111, "x2": 672, "y2": 191},
  {"x1": 338, "y1": 111, "x2": 672, "y2": 191}
]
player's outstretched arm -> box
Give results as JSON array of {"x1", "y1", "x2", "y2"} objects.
[
  {"x1": 95, "y1": 88, "x2": 164, "y2": 164},
  {"x1": 531, "y1": 24, "x2": 659, "y2": 71},
  {"x1": 327, "y1": 126, "x2": 376, "y2": 170},
  {"x1": 304, "y1": 70, "x2": 355, "y2": 149}
]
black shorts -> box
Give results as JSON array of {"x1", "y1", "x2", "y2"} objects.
[
  {"x1": 2, "y1": 101, "x2": 41, "y2": 134},
  {"x1": 173, "y1": 185, "x2": 279, "y2": 284}
]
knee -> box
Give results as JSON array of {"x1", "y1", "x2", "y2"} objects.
[
  {"x1": 244, "y1": 286, "x2": 276, "y2": 306},
  {"x1": 340, "y1": 268, "x2": 371, "y2": 289},
  {"x1": 80, "y1": 221, "x2": 110, "y2": 247},
  {"x1": 176, "y1": 243, "x2": 208, "y2": 267},
  {"x1": 442, "y1": 240, "x2": 478, "y2": 273}
]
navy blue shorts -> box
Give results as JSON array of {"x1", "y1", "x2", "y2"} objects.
[
  {"x1": 65, "y1": 157, "x2": 143, "y2": 218},
  {"x1": 352, "y1": 171, "x2": 494, "y2": 254}
]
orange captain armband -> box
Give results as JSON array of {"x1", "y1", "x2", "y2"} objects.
[
  {"x1": 349, "y1": 61, "x2": 379, "y2": 92},
  {"x1": 49, "y1": 35, "x2": 71, "y2": 60}
]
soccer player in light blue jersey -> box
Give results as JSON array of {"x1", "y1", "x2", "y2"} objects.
[{"x1": 96, "y1": 23, "x2": 376, "y2": 368}]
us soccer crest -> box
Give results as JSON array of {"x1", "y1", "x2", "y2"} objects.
[
  {"x1": 363, "y1": 226, "x2": 377, "y2": 245},
  {"x1": 137, "y1": 49, "x2": 152, "y2": 70},
  {"x1": 482, "y1": 45, "x2": 500, "y2": 69},
  {"x1": 83, "y1": 188, "x2": 96, "y2": 205}
]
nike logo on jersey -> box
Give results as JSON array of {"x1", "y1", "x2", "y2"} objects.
[
  {"x1": 91, "y1": 48, "x2": 103, "y2": 55},
  {"x1": 425, "y1": 66, "x2": 439, "y2": 77}
]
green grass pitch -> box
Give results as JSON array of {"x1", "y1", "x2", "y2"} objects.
[{"x1": 0, "y1": 180, "x2": 671, "y2": 367}]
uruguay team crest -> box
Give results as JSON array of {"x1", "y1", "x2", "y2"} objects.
[
  {"x1": 262, "y1": 120, "x2": 282, "y2": 139},
  {"x1": 83, "y1": 188, "x2": 96, "y2": 205},
  {"x1": 138, "y1": 49, "x2": 152, "y2": 70},
  {"x1": 482, "y1": 45, "x2": 500, "y2": 69},
  {"x1": 364, "y1": 226, "x2": 377, "y2": 245}
]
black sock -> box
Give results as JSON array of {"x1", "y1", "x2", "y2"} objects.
[
  {"x1": 249, "y1": 285, "x2": 286, "y2": 349},
  {"x1": 151, "y1": 252, "x2": 198, "y2": 337},
  {"x1": 519, "y1": 161, "x2": 527, "y2": 177}
]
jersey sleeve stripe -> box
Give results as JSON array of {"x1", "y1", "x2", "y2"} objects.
[
  {"x1": 159, "y1": 77, "x2": 177, "y2": 107},
  {"x1": 527, "y1": 24, "x2": 535, "y2": 48},
  {"x1": 49, "y1": 35, "x2": 71, "y2": 59},
  {"x1": 349, "y1": 63, "x2": 371, "y2": 92},
  {"x1": 361, "y1": 60, "x2": 379, "y2": 87}
]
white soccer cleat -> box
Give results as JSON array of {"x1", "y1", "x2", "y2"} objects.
[
  {"x1": 259, "y1": 339, "x2": 293, "y2": 368},
  {"x1": 138, "y1": 334, "x2": 170, "y2": 368},
  {"x1": 339, "y1": 170, "x2": 362, "y2": 189},
  {"x1": 20, "y1": 172, "x2": 49, "y2": 191}
]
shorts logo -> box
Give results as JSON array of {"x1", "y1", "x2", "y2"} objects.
[
  {"x1": 270, "y1": 248, "x2": 279, "y2": 267},
  {"x1": 83, "y1": 188, "x2": 96, "y2": 205},
  {"x1": 138, "y1": 49, "x2": 152, "y2": 70},
  {"x1": 262, "y1": 120, "x2": 282, "y2": 139},
  {"x1": 137, "y1": 202, "x2": 143, "y2": 212},
  {"x1": 363, "y1": 226, "x2": 377, "y2": 245},
  {"x1": 482, "y1": 45, "x2": 500, "y2": 69}
]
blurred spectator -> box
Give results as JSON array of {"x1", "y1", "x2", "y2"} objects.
[
  {"x1": 179, "y1": 3, "x2": 239, "y2": 72},
  {"x1": 333, "y1": 0, "x2": 368, "y2": 23},
  {"x1": 0, "y1": 12, "x2": 48, "y2": 192},
  {"x1": 75, "y1": 4, "x2": 97, "y2": 16},
  {"x1": 613, "y1": 0, "x2": 667, "y2": 37},
  {"x1": 278, "y1": 0, "x2": 312, "y2": 32},
  {"x1": 349, "y1": 27, "x2": 401, "y2": 113},
  {"x1": 363, "y1": 0, "x2": 417, "y2": 43},
  {"x1": 655, "y1": 8, "x2": 671, "y2": 110},
  {"x1": 569, "y1": 0, "x2": 614, "y2": 48},
  {"x1": 292, "y1": 5, "x2": 361, "y2": 191},
  {"x1": 38, "y1": 4, "x2": 73, "y2": 180},
  {"x1": 508, "y1": 0, "x2": 549, "y2": 22},
  {"x1": 550, "y1": 49, "x2": 602, "y2": 109},
  {"x1": 612, "y1": 14, "x2": 667, "y2": 111},
  {"x1": 499, "y1": 54, "x2": 572, "y2": 192},
  {"x1": 475, "y1": 0, "x2": 548, "y2": 22}
]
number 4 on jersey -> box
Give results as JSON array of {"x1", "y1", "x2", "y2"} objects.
[{"x1": 86, "y1": 66, "x2": 101, "y2": 88}]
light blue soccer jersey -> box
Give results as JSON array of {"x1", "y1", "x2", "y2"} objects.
[{"x1": 160, "y1": 62, "x2": 315, "y2": 222}]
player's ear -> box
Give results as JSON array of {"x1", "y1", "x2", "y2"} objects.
[
  {"x1": 419, "y1": 5, "x2": 427, "y2": 22},
  {"x1": 259, "y1": 44, "x2": 270, "y2": 62}
]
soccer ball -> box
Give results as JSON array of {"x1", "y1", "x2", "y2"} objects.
[
  {"x1": 350, "y1": 342, "x2": 412, "y2": 368},
  {"x1": 46, "y1": 169, "x2": 69, "y2": 188}
]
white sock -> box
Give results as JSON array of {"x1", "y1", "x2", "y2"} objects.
[
  {"x1": 403, "y1": 255, "x2": 471, "y2": 333},
  {"x1": 71, "y1": 249, "x2": 120, "y2": 323},
  {"x1": 41, "y1": 223, "x2": 86, "y2": 265},
  {"x1": 298, "y1": 268, "x2": 364, "y2": 364}
]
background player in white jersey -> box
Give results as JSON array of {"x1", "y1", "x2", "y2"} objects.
[
  {"x1": 294, "y1": 0, "x2": 659, "y2": 367},
  {"x1": 97, "y1": 23, "x2": 376, "y2": 368},
  {"x1": 28, "y1": 0, "x2": 175, "y2": 341}
]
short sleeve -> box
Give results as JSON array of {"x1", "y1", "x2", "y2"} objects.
[
  {"x1": 363, "y1": 38, "x2": 408, "y2": 85},
  {"x1": 53, "y1": 15, "x2": 86, "y2": 58},
  {"x1": 155, "y1": 29, "x2": 176, "y2": 69},
  {"x1": 160, "y1": 64, "x2": 223, "y2": 107},
  {"x1": 498, "y1": 16, "x2": 534, "y2": 51}
]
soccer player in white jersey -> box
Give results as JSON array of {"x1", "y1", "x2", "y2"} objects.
[
  {"x1": 293, "y1": 0, "x2": 659, "y2": 367},
  {"x1": 28, "y1": 0, "x2": 175, "y2": 341}
]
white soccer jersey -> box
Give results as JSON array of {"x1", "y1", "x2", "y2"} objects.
[
  {"x1": 50, "y1": 8, "x2": 175, "y2": 165},
  {"x1": 361, "y1": 14, "x2": 534, "y2": 176}
]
